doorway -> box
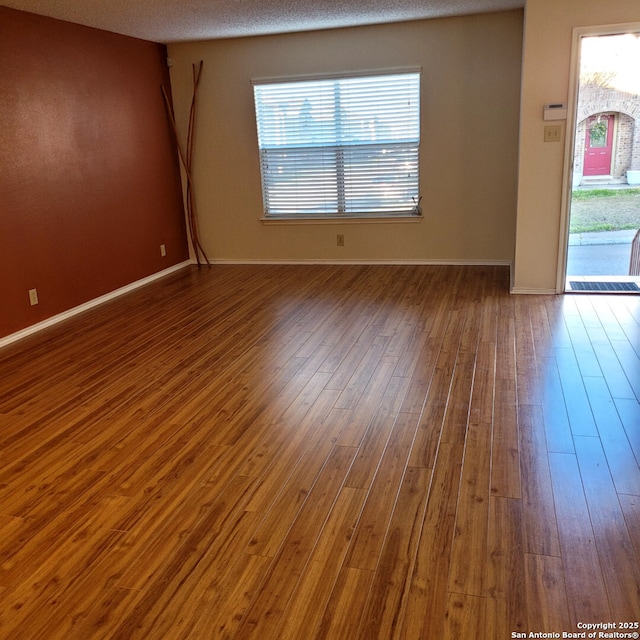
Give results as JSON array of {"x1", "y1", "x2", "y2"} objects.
[
  {"x1": 564, "y1": 30, "x2": 640, "y2": 293},
  {"x1": 583, "y1": 114, "x2": 614, "y2": 176}
]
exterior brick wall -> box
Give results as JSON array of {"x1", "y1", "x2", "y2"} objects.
[{"x1": 574, "y1": 83, "x2": 640, "y2": 181}]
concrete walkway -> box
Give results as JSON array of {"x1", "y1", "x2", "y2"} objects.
[
  {"x1": 566, "y1": 229, "x2": 636, "y2": 276},
  {"x1": 568, "y1": 229, "x2": 637, "y2": 246},
  {"x1": 566, "y1": 182, "x2": 639, "y2": 278}
]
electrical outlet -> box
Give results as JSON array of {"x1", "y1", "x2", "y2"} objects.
[
  {"x1": 160, "y1": 244, "x2": 167, "y2": 257},
  {"x1": 337, "y1": 234, "x2": 345, "y2": 247},
  {"x1": 544, "y1": 124, "x2": 562, "y2": 143},
  {"x1": 29, "y1": 288, "x2": 39, "y2": 306}
]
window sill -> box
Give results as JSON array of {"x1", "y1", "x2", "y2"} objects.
[{"x1": 261, "y1": 214, "x2": 423, "y2": 226}]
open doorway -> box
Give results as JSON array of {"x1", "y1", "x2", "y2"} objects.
[{"x1": 565, "y1": 31, "x2": 640, "y2": 293}]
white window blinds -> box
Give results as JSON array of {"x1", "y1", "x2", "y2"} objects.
[{"x1": 253, "y1": 72, "x2": 421, "y2": 218}]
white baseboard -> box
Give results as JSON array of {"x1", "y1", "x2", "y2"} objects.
[
  {"x1": 510, "y1": 286, "x2": 557, "y2": 295},
  {"x1": 0, "y1": 261, "x2": 191, "y2": 350},
  {"x1": 206, "y1": 258, "x2": 513, "y2": 266}
]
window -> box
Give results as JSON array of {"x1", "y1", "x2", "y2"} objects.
[{"x1": 253, "y1": 71, "x2": 421, "y2": 219}]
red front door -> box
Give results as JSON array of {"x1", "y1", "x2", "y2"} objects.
[{"x1": 583, "y1": 114, "x2": 614, "y2": 176}]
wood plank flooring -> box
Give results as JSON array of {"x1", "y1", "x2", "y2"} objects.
[{"x1": 0, "y1": 264, "x2": 639, "y2": 639}]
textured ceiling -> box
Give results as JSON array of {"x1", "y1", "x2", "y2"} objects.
[{"x1": 3, "y1": 0, "x2": 524, "y2": 43}]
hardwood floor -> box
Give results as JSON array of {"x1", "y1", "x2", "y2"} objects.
[{"x1": 0, "y1": 264, "x2": 639, "y2": 639}]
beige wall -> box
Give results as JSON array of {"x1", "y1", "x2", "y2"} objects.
[
  {"x1": 168, "y1": 11, "x2": 522, "y2": 264},
  {"x1": 513, "y1": 0, "x2": 640, "y2": 293}
]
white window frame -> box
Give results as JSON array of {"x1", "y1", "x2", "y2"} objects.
[{"x1": 252, "y1": 69, "x2": 422, "y2": 222}]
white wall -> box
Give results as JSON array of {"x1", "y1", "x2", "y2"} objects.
[
  {"x1": 513, "y1": 0, "x2": 640, "y2": 293},
  {"x1": 168, "y1": 11, "x2": 523, "y2": 264}
]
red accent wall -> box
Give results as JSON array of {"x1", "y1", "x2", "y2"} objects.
[{"x1": 0, "y1": 7, "x2": 189, "y2": 339}]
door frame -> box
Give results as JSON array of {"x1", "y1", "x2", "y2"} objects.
[{"x1": 556, "y1": 21, "x2": 640, "y2": 293}]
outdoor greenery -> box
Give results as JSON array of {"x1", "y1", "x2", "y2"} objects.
[
  {"x1": 572, "y1": 188, "x2": 640, "y2": 200},
  {"x1": 588, "y1": 120, "x2": 607, "y2": 144},
  {"x1": 569, "y1": 189, "x2": 640, "y2": 234}
]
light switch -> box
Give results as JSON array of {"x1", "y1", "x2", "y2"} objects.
[{"x1": 544, "y1": 125, "x2": 562, "y2": 143}]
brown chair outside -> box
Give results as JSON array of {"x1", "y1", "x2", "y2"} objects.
[{"x1": 630, "y1": 229, "x2": 640, "y2": 276}]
